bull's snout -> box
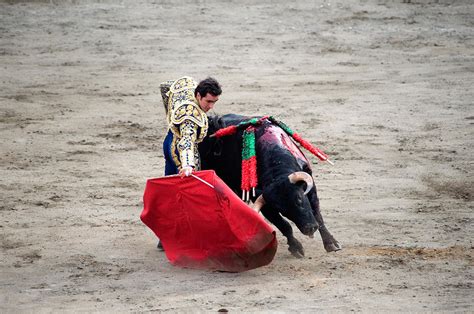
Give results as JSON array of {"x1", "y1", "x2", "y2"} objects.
[{"x1": 302, "y1": 223, "x2": 319, "y2": 237}]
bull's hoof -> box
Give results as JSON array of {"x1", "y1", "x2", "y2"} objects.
[
  {"x1": 324, "y1": 240, "x2": 342, "y2": 253},
  {"x1": 289, "y1": 249, "x2": 305, "y2": 259},
  {"x1": 288, "y1": 239, "x2": 305, "y2": 258}
]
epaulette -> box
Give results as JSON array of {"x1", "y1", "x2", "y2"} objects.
[
  {"x1": 170, "y1": 103, "x2": 207, "y2": 128},
  {"x1": 169, "y1": 76, "x2": 197, "y2": 93},
  {"x1": 168, "y1": 76, "x2": 207, "y2": 128}
]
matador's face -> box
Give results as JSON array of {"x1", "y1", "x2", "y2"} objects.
[{"x1": 196, "y1": 93, "x2": 219, "y2": 112}]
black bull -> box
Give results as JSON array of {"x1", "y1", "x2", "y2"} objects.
[{"x1": 199, "y1": 114, "x2": 341, "y2": 258}]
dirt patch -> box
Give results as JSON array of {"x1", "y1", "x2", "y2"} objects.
[{"x1": 423, "y1": 176, "x2": 473, "y2": 201}]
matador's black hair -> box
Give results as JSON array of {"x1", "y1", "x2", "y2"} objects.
[{"x1": 195, "y1": 77, "x2": 222, "y2": 97}]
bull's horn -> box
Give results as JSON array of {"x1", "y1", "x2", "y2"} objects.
[
  {"x1": 253, "y1": 195, "x2": 265, "y2": 212},
  {"x1": 288, "y1": 171, "x2": 314, "y2": 195}
]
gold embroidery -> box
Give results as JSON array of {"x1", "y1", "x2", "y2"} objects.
[
  {"x1": 165, "y1": 76, "x2": 208, "y2": 143},
  {"x1": 171, "y1": 103, "x2": 207, "y2": 128},
  {"x1": 170, "y1": 131, "x2": 181, "y2": 169},
  {"x1": 169, "y1": 76, "x2": 196, "y2": 93},
  {"x1": 161, "y1": 76, "x2": 209, "y2": 170}
]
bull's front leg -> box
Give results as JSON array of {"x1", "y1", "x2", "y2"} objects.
[
  {"x1": 307, "y1": 189, "x2": 341, "y2": 252},
  {"x1": 261, "y1": 205, "x2": 305, "y2": 258}
]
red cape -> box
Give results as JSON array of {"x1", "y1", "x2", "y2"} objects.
[{"x1": 141, "y1": 170, "x2": 277, "y2": 272}]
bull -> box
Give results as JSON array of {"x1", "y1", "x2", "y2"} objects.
[{"x1": 199, "y1": 114, "x2": 341, "y2": 258}]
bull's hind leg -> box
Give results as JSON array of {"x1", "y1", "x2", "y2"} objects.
[
  {"x1": 261, "y1": 206, "x2": 305, "y2": 258},
  {"x1": 307, "y1": 189, "x2": 341, "y2": 252}
]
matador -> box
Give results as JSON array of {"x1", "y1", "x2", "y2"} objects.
[{"x1": 160, "y1": 76, "x2": 222, "y2": 177}]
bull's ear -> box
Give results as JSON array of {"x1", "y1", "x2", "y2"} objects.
[{"x1": 288, "y1": 172, "x2": 314, "y2": 195}]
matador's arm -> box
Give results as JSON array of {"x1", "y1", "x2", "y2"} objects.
[{"x1": 176, "y1": 119, "x2": 199, "y2": 169}]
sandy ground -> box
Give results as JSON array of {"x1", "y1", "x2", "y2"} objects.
[{"x1": 1, "y1": 0, "x2": 473, "y2": 312}]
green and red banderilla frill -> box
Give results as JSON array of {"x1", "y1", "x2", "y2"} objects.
[
  {"x1": 210, "y1": 116, "x2": 266, "y2": 139},
  {"x1": 241, "y1": 126, "x2": 258, "y2": 202}
]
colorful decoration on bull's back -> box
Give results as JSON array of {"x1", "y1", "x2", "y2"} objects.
[
  {"x1": 241, "y1": 126, "x2": 257, "y2": 202},
  {"x1": 210, "y1": 117, "x2": 263, "y2": 138},
  {"x1": 211, "y1": 116, "x2": 333, "y2": 201}
]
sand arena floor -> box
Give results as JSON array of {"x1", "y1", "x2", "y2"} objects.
[{"x1": 1, "y1": 0, "x2": 473, "y2": 312}]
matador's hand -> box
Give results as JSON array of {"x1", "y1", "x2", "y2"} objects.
[{"x1": 179, "y1": 166, "x2": 194, "y2": 178}]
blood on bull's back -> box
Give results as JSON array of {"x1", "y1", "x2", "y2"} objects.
[{"x1": 256, "y1": 123, "x2": 310, "y2": 172}]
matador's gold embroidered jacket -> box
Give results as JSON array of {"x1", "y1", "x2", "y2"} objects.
[{"x1": 160, "y1": 76, "x2": 208, "y2": 170}]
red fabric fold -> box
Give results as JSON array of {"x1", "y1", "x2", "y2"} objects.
[{"x1": 141, "y1": 170, "x2": 277, "y2": 272}]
